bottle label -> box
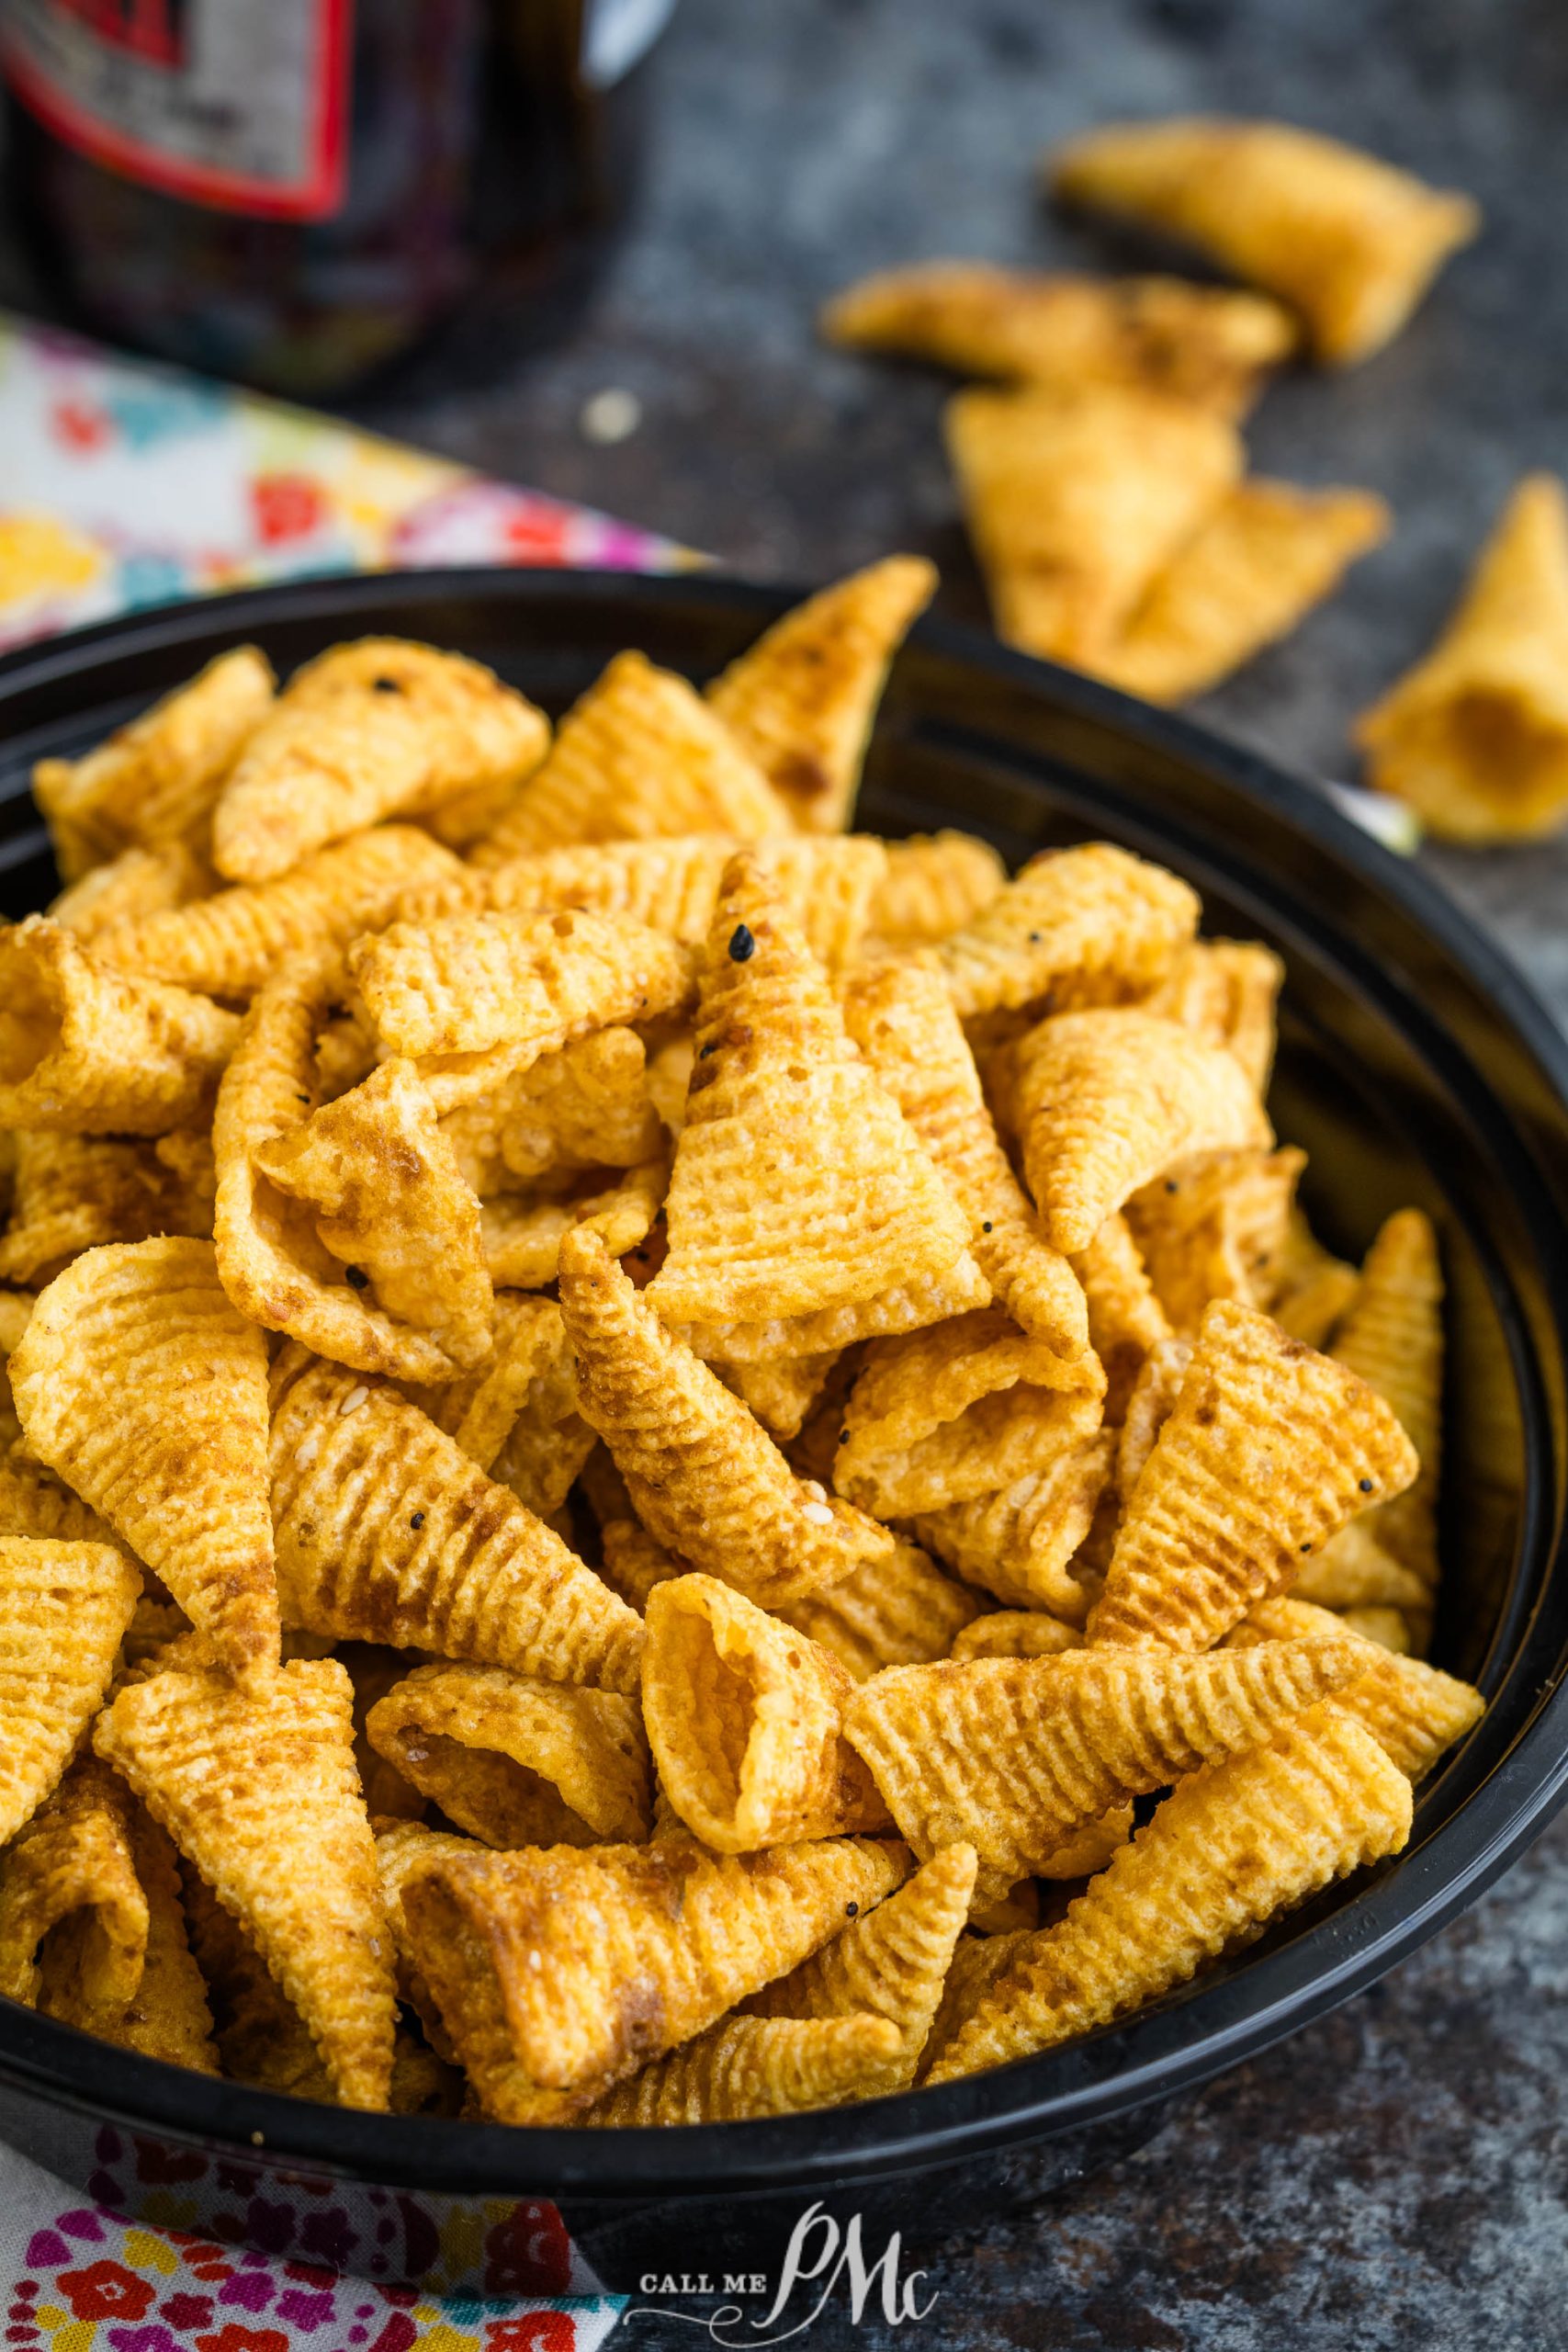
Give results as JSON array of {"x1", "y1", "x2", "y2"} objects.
[{"x1": 0, "y1": 0, "x2": 352, "y2": 218}]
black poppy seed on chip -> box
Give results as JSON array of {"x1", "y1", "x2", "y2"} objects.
[
  {"x1": 698, "y1": 1041, "x2": 718, "y2": 1059},
  {"x1": 1359, "y1": 1477, "x2": 1375, "y2": 1493},
  {"x1": 981, "y1": 1221, "x2": 993, "y2": 1233},
  {"x1": 728, "y1": 922, "x2": 756, "y2": 962},
  {"x1": 344, "y1": 1265, "x2": 369, "y2": 1291},
  {"x1": 411, "y1": 1511, "x2": 425, "y2": 1530},
  {"x1": 1028, "y1": 932, "x2": 1043, "y2": 944},
  {"x1": 371, "y1": 674, "x2": 402, "y2": 693},
  {"x1": 845, "y1": 1902, "x2": 858, "y2": 1917}
]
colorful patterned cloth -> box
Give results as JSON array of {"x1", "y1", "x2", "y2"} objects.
[{"x1": 0, "y1": 309, "x2": 691, "y2": 650}]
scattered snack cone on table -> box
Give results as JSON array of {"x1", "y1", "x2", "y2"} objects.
[{"x1": 0, "y1": 583, "x2": 1477, "y2": 2122}]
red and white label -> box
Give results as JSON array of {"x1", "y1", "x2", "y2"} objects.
[{"x1": 0, "y1": 0, "x2": 352, "y2": 218}]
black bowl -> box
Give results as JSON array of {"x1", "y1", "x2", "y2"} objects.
[{"x1": 0, "y1": 569, "x2": 1565, "y2": 2300}]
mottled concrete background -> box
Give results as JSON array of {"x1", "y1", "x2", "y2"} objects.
[{"x1": 367, "y1": 5, "x2": 1566, "y2": 2343}]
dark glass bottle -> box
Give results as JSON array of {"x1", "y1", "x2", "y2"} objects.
[{"x1": 0, "y1": 0, "x2": 669, "y2": 398}]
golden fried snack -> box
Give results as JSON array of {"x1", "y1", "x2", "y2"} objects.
[
  {"x1": 396, "y1": 1833, "x2": 908, "y2": 2115},
  {"x1": 936, "y1": 842, "x2": 1199, "y2": 1023},
  {"x1": 112, "y1": 1806, "x2": 220, "y2": 2071},
  {"x1": 1356, "y1": 477, "x2": 1568, "y2": 841},
  {"x1": 778, "y1": 1536, "x2": 985, "y2": 1683},
  {"x1": 32, "y1": 646, "x2": 274, "y2": 879},
  {"x1": 559, "y1": 1227, "x2": 894, "y2": 1609},
  {"x1": 866, "y1": 831, "x2": 1006, "y2": 948},
  {"x1": 12, "y1": 1238, "x2": 278, "y2": 1681},
  {"x1": 1292, "y1": 1517, "x2": 1427, "y2": 1613},
  {"x1": 0, "y1": 1455, "x2": 118, "y2": 1548},
  {"x1": 254, "y1": 1057, "x2": 492, "y2": 1372},
  {"x1": 845, "y1": 1637, "x2": 1363, "y2": 1900},
  {"x1": 1227, "y1": 1596, "x2": 1482, "y2": 1781},
  {"x1": 213, "y1": 955, "x2": 472, "y2": 1383},
  {"x1": 93, "y1": 825, "x2": 464, "y2": 997},
  {"x1": 349, "y1": 908, "x2": 693, "y2": 1112},
  {"x1": 597, "y1": 1518, "x2": 682, "y2": 1612},
  {"x1": 0, "y1": 1132, "x2": 210, "y2": 1287},
  {"x1": 824, "y1": 264, "x2": 1294, "y2": 414},
  {"x1": 835, "y1": 1312, "x2": 1103, "y2": 1516},
  {"x1": 950, "y1": 1611, "x2": 1080, "y2": 1662},
  {"x1": 643, "y1": 1575, "x2": 891, "y2": 1850},
  {"x1": 944, "y1": 381, "x2": 1242, "y2": 662},
  {"x1": 0, "y1": 1757, "x2": 147, "y2": 2018},
  {"x1": 0, "y1": 1538, "x2": 141, "y2": 1844},
  {"x1": 1014, "y1": 1011, "x2": 1272, "y2": 1254},
  {"x1": 1050, "y1": 119, "x2": 1479, "y2": 366},
  {"x1": 1334, "y1": 1208, "x2": 1443, "y2": 1601},
  {"x1": 212, "y1": 639, "x2": 549, "y2": 884},
  {"x1": 705, "y1": 557, "x2": 937, "y2": 831},
  {"x1": 410, "y1": 834, "x2": 890, "y2": 974},
  {"x1": 405, "y1": 1293, "x2": 593, "y2": 1515},
  {"x1": 1087, "y1": 1299, "x2": 1418, "y2": 1652},
  {"x1": 269, "y1": 1344, "x2": 644, "y2": 1695},
  {"x1": 0, "y1": 918, "x2": 239, "y2": 1136},
  {"x1": 716, "y1": 1348, "x2": 842, "y2": 1442},
  {"x1": 94, "y1": 1654, "x2": 397, "y2": 2109},
  {"x1": 443, "y1": 1027, "x2": 662, "y2": 1193},
  {"x1": 927, "y1": 1711, "x2": 1412, "y2": 2080},
  {"x1": 675, "y1": 1255, "x2": 994, "y2": 1368},
  {"x1": 580, "y1": 2011, "x2": 903, "y2": 2125},
  {"x1": 1145, "y1": 938, "x2": 1284, "y2": 1096},
  {"x1": 471, "y1": 650, "x2": 792, "y2": 866},
  {"x1": 1340, "y1": 1606, "x2": 1412, "y2": 1653},
  {"x1": 1124, "y1": 1147, "x2": 1304, "y2": 1332},
  {"x1": 50, "y1": 841, "x2": 215, "y2": 943},
  {"x1": 910, "y1": 1436, "x2": 1116, "y2": 1619},
  {"x1": 1073, "y1": 1213, "x2": 1169, "y2": 1424},
  {"x1": 742, "y1": 1843, "x2": 976, "y2": 2094},
  {"x1": 1094, "y1": 481, "x2": 1390, "y2": 704},
  {"x1": 646, "y1": 854, "x2": 970, "y2": 1327},
  {"x1": 479, "y1": 1159, "x2": 668, "y2": 1292},
  {"x1": 916, "y1": 1926, "x2": 1032, "y2": 2082},
  {"x1": 366, "y1": 1661, "x2": 649, "y2": 1849}
]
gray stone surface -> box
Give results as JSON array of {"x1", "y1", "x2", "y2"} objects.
[{"x1": 348, "y1": 2, "x2": 1568, "y2": 2341}]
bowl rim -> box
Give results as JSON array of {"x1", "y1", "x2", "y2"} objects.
[{"x1": 1, "y1": 563, "x2": 1566, "y2": 2199}]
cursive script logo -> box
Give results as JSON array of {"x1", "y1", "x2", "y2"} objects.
[{"x1": 624, "y1": 2201, "x2": 939, "y2": 2343}]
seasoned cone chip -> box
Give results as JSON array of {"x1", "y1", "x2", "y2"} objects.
[
  {"x1": 1292, "y1": 1517, "x2": 1427, "y2": 1613},
  {"x1": 643, "y1": 1575, "x2": 892, "y2": 1850},
  {"x1": 705, "y1": 556, "x2": 936, "y2": 831},
  {"x1": 1145, "y1": 938, "x2": 1284, "y2": 1096},
  {"x1": 1334, "y1": 1208, "x2": 1443, "y2": 1595},
  {"x1": 0, "y1": 1131, "x2": 211, "y2": 1287},
  {"x1": 11, "y1": 1238, "x2": 278, "y2": 1681},
  {"x1": 944, "y1": 381, "x2": 1242, "y2": 662},
  {"x1": 95, "y1": 826, "x2": 464, "y2": 998},
  {"x1": 1116, "y1": 1336, "x2": 1194, "y2": 1501},
  {"x1": 255, "y1": 1056, "x2": 493, "y2": 1372},
  {"x1": 743, "y1": 1843, "x2": 977, "y2": 2093},
  {"x1": 1227, "y1": 1596, "x2": 1482, "y2": 1781},
  {"x1": 0, "y1": 918, "x2": 239, "y2": 1136},
  {"x1": 927, "y1": 1712, "x2": 1413, "y2": 2080},
  {"x1": 1094, "y1": 481, "x2": 1389, "y2": 705},
  {"x1": 404, "y1": 1293, "x2": 593, "y2": 1515},
  {"x1": 32, "y1": 646, "x2": 273, "y2": 879},
  {"x1": 843, "y1": 959, "x2": 1093, "y2": 1371},
  {"x1": 716, "y1": 1348, "x2": 841, "y2": 1443},
  {"x1": 213, "y1": 956, "x2": 465, "y2": 1384},
  {"x1": 824, "y1": 263, "x2": 1293, "y2": 415},
  {"x1": 672, "y1": 1254, "x2": 992, "y2": 1367},
  {"x1": 212, "y1": 639, "x2": 549, "y2": 883},
  {"x1": 471, "y1": 650, "x2": 793, "y2": 865},
  {"x1": 844, "y1": 1637, "x2": 1365, "y2": 1899},
  {"x1": 867, "y1": 831, "x2": 1006, "y2": 947},
  {"x1": 1088, "y1": 1299, "x2": 1418, "y2": 1653},
  {"x1": 581, "y1": 2011, "x2": 903, "y2": 2125},
  {"x1": 1015, "y1": 1010, "x2": 1272, "y2": 1255},
  {"x1": 479, "y1": 1159, "x2": 668, "y2": 1292},
  {"x1": 412, "y1": 834, "x2": 889, "y2": 972},
  {"x1": 835, "y1": 1310, "x2": 1103, "y2": 1517},
  {"x1": 1049, "y1": 118, "x2": 1478, "y2": 366},
  {"x1": 911, "y1": 1436, "x2": 1116, "y2": 1619},
  {"x1": 0, "y1": 1455, "x2": 119, "y2": 1549},
  {"x1": 951, "y1": 1611, "x2": 1081, "y2": 1662},
  {"x1": 1125, "y1": 1147, "x2": 1305, "y2": 1333},
  {"x1": 559, "y1": 1227, "x2": 896, "y2": 1610},
  {"x1": 0, "y1": 1757, "x2": 148, "y2": 2019},
  {"x1": 113, "y1": 1806, "x2": 220, "y2": 2072},
  {"x1": 397, "y1": 1832, "x2": 908, "y2": 2108},
  {"x1": 349, "y1": 906, "x2": 694, "y2": 1068},
  {"x1": 917, "y1": 1926, "x2": 1032, "y2": 2082},
  {"x1": 1357, "y1": 478, "x2": 1568, "y2": 841},
  {"x1": 366, "y1": 1660, "x2": 650, "y2": 1848},
  {"x1": 1072, "y1": 1211, "x2": 1172, "y2": 1422},
  {"x1": 778, "y1": 1535, "x2": 985, "y2": 1683},
  {"x1": 646, "y1": 854, "x2": 969, "y2": 1325},
  {"x1": 51, "y1": 841, "x2": 215, "y2": 944},
  {"x1": 936, "y1": 842, "x2": 1199, "y2": 1023},
  {"x1": 270, "y1": 1344, "x2": 644, "y2": 1695},
  {"x1": 441, "y1": 1026, "x2": 661, "y2": 1193},
  {"x1": 597, "y1": 1518, "x2": 683, "y2": 1614},
  {"x1": 93, "y1": 1654, "x2": 398, "y2": 2109}
]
